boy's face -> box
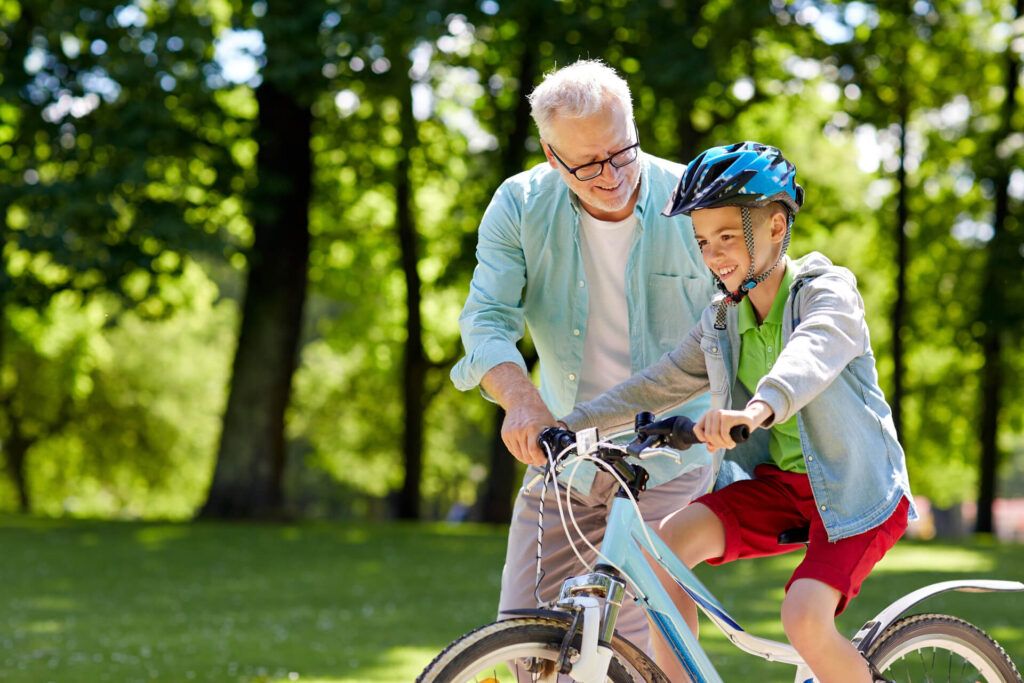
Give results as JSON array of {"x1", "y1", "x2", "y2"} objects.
[{"x1": 691, "y1": 205, "x2": 786, "y2": 291}]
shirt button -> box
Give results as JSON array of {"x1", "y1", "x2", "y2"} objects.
[
  {"x1": 711, "y1": 346, "x2": 718, "y2": 353},
  {"x1": 807, "y1": 455, "x2": 814, "y2": 462},
  {"x1": 820, "y1": 505, "x2": 827, "y2": 511},
  {"x1": 568, "y1": 373, "x2": 577, "y2": 381},
  {"x1": 578, "y1": 280, "x2": 585, "y2": 288},
  {"x1": 573, "y1": 329, "x2": 581, "y2": 336},
  {"x1": 767, "y1": 346, "x2": 773, "y2": 352}
]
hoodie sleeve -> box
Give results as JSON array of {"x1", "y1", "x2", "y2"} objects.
[
  {"x1": 752, "y1": 272, "x2": 869, "y2": 426},
  {"x1": 562, "y1": 322, "x2": 710, "y2": 433}
]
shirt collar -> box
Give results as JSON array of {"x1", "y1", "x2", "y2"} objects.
[{"x1": 737, "y1": 260, "x2": 794, "y2": 334}]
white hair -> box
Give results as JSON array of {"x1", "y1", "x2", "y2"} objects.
[{"x1": 527, "y1": 59, "x2": 634, "y2": 142}]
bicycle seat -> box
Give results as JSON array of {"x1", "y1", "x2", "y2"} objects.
[{"x1": 777, "y1": 526, "x2": 810, "y2": 545}]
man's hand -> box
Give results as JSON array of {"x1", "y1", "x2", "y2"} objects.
[
  {"x1": 501, "y1": 402, "x2": 558, "y2": 466},
  {"x1": 693, "y1": 401, "x2": 773, "y2": 451},
  {"x1": 482, "y1": 363, "x2": 558, "y2": 467}
]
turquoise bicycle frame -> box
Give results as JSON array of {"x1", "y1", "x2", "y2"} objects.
[{"x1": 584, "y1": 493, "x2": 809, "y2": 683}]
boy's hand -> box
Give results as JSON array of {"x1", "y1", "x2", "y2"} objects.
[{"x1": 694, "y1": 401, "x2": 774, "y2": 451}]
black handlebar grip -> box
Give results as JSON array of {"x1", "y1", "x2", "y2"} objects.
[
  {"x1": 537, "y1": 426, "x2": 575, "y2": 453},
  {"x1": 729, "y1": 425, "x2": 750, "y2": 443},
  {"x1": 668, "y1": 416, "x2": 700, "y2": 449},
  {"x1": 665, "y1": 418, "x2": 750, "y2": 449},
  {"x1": 635, "y1": 411, "x2": 656, "y2": 431}
]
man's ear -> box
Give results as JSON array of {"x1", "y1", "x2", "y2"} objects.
[{"x1": 541, "y1": 141, "x2": 559, "y2": 169}]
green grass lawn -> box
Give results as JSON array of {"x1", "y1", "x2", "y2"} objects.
[{"x1": 0, "y1": 516, "x2": 1021, "y2": 682}]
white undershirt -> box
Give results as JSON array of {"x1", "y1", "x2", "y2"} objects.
[{"x1": 576, "y1": 210, "x2": 638, "y2": 403}]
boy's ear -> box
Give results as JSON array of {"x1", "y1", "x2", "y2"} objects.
[{"x1": 769, "y1": 209, "x2": 788, "y2": 243}]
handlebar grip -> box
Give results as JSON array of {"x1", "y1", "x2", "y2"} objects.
[
  {"x1": 664, "y1": 417, "x2": 750, "y2": 449},
  {"x1": 730, "y1": 425, "x2": 750, "y2": 443},
  {"x1": 537, "y1": 426, "x2": 576, "y2": 454}
]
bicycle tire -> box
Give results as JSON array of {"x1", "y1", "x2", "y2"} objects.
[
  {"x1": 866, "y1": 613, "x2": 1021, "y2": 682},
  {"x1": 417, "y1": 616, "x2": 669, "y2": 682}
]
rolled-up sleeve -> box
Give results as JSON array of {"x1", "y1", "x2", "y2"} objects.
[{"x1": 451, "y1": 182, "x2": 529, "y2": 394}]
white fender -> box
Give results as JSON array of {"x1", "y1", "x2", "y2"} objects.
[{"x1": 852, "y1": 579, "x2": 1024, "y2": 653}]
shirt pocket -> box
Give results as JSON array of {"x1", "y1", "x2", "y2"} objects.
[
  {"x1": 700, "y1": 334, "x2": 728, "y2": 394},
  {"x1": 648, "y1": 273, "x2": 705, "y2": 351}
]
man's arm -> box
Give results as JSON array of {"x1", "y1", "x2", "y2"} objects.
[
  {"x1": 450, "y1": 182, "x2": 531, "y2": 393},
  {"x1": 481, "y1": 362, "x2": 556, "y2": 467}
]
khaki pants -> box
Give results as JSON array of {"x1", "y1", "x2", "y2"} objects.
[{"x1": 497, "y1": 465, "x2": 713, "y2": 654}]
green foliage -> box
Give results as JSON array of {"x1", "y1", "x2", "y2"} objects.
[{"x1": 0, "y1": 262, "x2": 235, "y2": 518}]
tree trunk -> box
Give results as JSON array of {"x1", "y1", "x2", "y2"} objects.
[
  {"x1": 3, "y1": 427, "x2": 31, "y2": 513},
  {"x1": 975, "y1": 0, "x2": 1022, "y2": 533},
  {"x1": 395, "y1": 52, "x2": 428, "y2": 520},
  {"x1": 976, "y1": 327, "x2": 1002, "y2": 533},
  {"x1": 199, "y1": 79, "x2": 312, "y2": 519},
  {"x1": 891, "y1": 98, "x2": 909, "y2": 439}
]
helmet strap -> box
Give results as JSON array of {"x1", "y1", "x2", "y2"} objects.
[{"x1": 712, "y1": 207, "x2": 792, "y2": 330}]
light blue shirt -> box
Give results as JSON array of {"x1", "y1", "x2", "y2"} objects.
[{"x1": 451, "y1": 153, "x2": 716, "y2": 492}]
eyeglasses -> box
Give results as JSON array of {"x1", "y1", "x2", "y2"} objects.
[{"x1": 546, "y1": 121, "x2": 641, "y2": 182}]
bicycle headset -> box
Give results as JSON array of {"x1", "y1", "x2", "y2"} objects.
[{"x1": 661, "y1": 141, "x2": 805, "y2": 330}]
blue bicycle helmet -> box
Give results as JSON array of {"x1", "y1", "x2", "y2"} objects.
[
  {"x1": 662, "y1": 141, "x2": 804, "y2": 218},
  {"x1": 662, "y1": 142, "x2": 805, "y2": 330}
]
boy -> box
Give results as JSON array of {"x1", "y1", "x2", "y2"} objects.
[{"x1": 557, "y1": 142, "x2": 916, "y2": 682}]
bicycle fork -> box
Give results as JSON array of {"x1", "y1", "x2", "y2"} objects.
[{"x1": 554, "y1": 572, "x2": 627, "y2": 681}]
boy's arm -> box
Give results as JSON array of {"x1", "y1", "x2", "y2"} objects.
[
  {"x1": 562, "y1": 323, "x2": 709, "y2": 433},
  {"x1": 752, "y1": 274, "x2": 868, "y2": 426}
]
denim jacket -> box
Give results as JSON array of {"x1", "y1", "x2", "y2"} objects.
[
  {"x1": 451, "y1": 153, "x2": 716, "y2": 493},
  {"x1": 564, "y1": 253, "x2": 917, "y2": 540}
]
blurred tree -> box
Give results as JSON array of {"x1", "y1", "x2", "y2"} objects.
[
  {"x1": 827, "y1": 1, "x2": 961, "y2": 439},
  {"x1": 199, "y1": 0, "x2": 321, "y2": 519},
  {"x1": 0, "y1": 0, "x2": 241, "y2": 511},
  {"x1": 448, "y1": 1, "x2": 546, "y2": 523},
  {"x1": 815, "y1": 0, "x2": 1024, "y2": 513},
  {"x1": 973, "y1": 0, "x2": 1023, "y2": 532}
]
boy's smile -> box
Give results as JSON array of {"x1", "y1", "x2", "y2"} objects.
[
  {"x1": 692, "y1": 206, "x2": 762, "y2": 291},
  {"x1": 692, "y1": 204, "x2": 790, "y2": 321}
]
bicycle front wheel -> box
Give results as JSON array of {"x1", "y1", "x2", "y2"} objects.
[
  {"x1": 866, "y1": 613, "x2": 1021, "y2": 682},
  {"x1": 417, "y1": 616, "x2": 667, "y2": 682}
]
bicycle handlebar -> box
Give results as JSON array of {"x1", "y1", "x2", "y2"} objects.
[{"x1": 537, "y1": 413, "x2": 749, "y2": 461}]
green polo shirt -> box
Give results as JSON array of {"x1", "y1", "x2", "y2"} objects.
[{"x1": 736, "y1": 265, "x2": 807, "y2": 473}]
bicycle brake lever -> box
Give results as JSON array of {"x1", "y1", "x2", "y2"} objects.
[{"x1": 626, "y1": 434, "x2": 661, "y2": 457}]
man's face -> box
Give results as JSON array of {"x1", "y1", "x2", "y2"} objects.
[{"x1": 542, "y1": 102, "x2": 641, "y2": 222}]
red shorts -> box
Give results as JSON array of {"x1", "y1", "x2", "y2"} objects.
[{"x1": 696, "y1": 464, "x2": 910, "y2": 614}]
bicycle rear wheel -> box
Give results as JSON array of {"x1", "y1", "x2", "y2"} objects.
[
  {"x1": 865, "y1": 613, "x2": 1021, "y2": 682},
  {"x1": 417, "y1": 616, "x2": 667, "y2": 682}
]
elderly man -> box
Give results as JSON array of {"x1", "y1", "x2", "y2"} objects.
[{"x1": 451, "y1": 59, "x2": 714, "y2": 652}]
